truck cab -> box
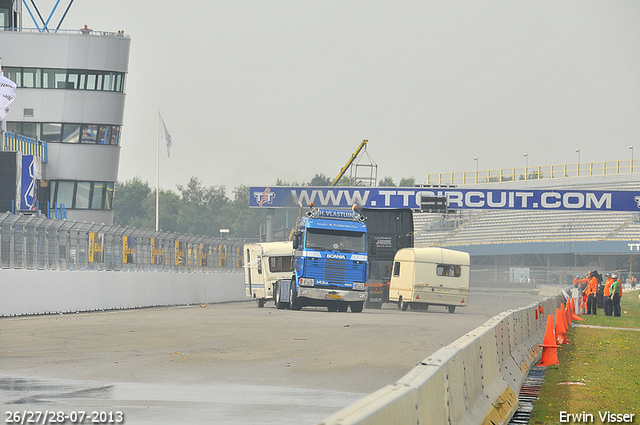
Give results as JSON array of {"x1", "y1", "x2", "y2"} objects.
[{"x1": 277, "y1": 205, "x2": 368, "y2": 313}]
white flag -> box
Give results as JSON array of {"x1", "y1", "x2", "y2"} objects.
[
  {"x1": 159, "y1": 113, "x2": 173, "y2": 157},
  {"x1": 0, "y1": 74, "x2": 17, "y2": 132}
]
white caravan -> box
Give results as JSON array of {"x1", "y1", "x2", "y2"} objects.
[
  {"x1": 389, "y1": 247, "x2": 470, "y2": 313},
  {"x1": 244, "y1": 241, "x2": 294, "y2": 307}
]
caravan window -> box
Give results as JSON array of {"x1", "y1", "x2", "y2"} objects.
[
  {"x1": 392, "y1": 261, "x2": 401, "y2": 277},
  {"x1": 436, "y1": 264, "x2": 461, "y2": 277},
  {"x1": 269, "y1": 256, "x2": 294, "y2": 273}
]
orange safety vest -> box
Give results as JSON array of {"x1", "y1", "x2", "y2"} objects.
[
  {"x1": 604, "y1": 278, "x2": 613, "y2": 296},
  {"x1": 617, "y1": 279, "x2": 623, "y2": 297},
  {"x1": 585, "y1": 277, "x2": 598, "y2": 296},
  {"x1": 580, "y1": 278, "x2": 589, "y2": 290}
]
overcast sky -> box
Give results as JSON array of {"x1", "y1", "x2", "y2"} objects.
[{"x1": 32, "y1": 1, "x2": 640, "y2": 193}]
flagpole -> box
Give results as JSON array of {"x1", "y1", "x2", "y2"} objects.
[{"x1": 156, "y1": 109, "x2": 160, "y2": 231}]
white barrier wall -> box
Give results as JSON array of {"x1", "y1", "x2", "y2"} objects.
[
  {"x1": 0, "y1": 270, "x2": 245, "y2": 316},
  {"x1": 318, "y1": 294, "x2": 564, "y2": 425}
]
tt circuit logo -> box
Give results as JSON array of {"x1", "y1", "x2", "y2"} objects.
[{"x1": 254, "y1": 188, "x2": 276, "y2": 206}]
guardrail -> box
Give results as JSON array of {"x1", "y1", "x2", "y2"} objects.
[
  {"x1": 317, "y1": 293, "x2": 563, "y2": 425},
  {"x1": 2, "y1": 132, "x2": 48, "y2": 162},
  {"x1": 427, "y1": 160, "x2": 638, "y2": 186},
  {"x1": 7, "y1": 27, "x2": 130, "y2": 37},
  {"x1": 0, "y1": 212, "x2": 245, "y2": 273}
]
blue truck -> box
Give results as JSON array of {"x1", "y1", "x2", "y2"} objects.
[{"x1": 275, "y1": 204, "x2": 369, "y2": 313}]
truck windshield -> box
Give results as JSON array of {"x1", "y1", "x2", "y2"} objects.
[{"x1": 305, "y1": 228, "x2": 366, "y2": 253}]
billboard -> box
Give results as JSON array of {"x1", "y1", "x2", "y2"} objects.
[
  {"x1": 249, "y1": 186, "x2": 640, "y2": 212},
  {"x1": 88, "y1": 232, "x2": 104, "y2": 263},
  {"x1": 21, "y1": 155, "x2": 41, "y2": 211},
  {"x1": 123, "y1": 236, "x2": 135, "y2": 264}
]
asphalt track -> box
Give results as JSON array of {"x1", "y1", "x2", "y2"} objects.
[{"x1": 1, "y1": 289, "x2": 545, "y2": 425}]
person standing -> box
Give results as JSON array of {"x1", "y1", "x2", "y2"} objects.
[
  {"x1": 611, "y1": 274, "x2": 622, "y2": 317},
  {"x1": 584, "y1": 271, "x2": 598, "y2": 315},
  {"x1": 603, "y1": 273, "x2": 613, "y2": 316}
]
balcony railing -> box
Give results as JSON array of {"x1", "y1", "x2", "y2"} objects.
[{"x1": 426, "y1": 160, "x2": 639, "y2": 186}]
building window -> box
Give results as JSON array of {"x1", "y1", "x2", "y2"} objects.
[
  {"x1": 2, "y1": 67, "x2": 125, "y2": 92},
  {"x1": 92, "y1": 182, "x2": 106, "y2": 209},
  {"x1": 4, "y1": 67, "x2": 20, "y2": 86},
  {"x1": 49, "y1": 181, "x2": 115, "y2": 210},
  {"x1": 42, "y1": 123, "x2": 62, "y2": 143},
  {"x1": 54, "y1": 181, "x2": 75, "y2": 208},
  {"x1": 62, "y1": 124, "x2": 81, "y2": 143},
  {"x1": 42, "y1": 68, "x2": 68, "y2": 89},
  {"x1": 81, "y1": 125, "x2": 97, "y2": 143},
  {"x1": 7, "y1": 122, "x2": 121, "y2": 146},
  {"x1": 22, "y1": 68, "x2": 41, "y2": 88},
  {"x1": 105, "y1": 183, "x2": 114, "y2": 209}
]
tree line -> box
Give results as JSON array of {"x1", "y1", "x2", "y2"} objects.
[{"x1": 113, "y1": 174, "x2": 416, "y2": 239}]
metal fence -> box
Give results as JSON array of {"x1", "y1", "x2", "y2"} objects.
[{"x1": 0, "y1": 212, "x2": 245, "y2": 272}]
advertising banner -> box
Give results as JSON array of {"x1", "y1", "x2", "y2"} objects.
[
  {"x1": 249, "y1": 186, "x2": 640, "y2": 212},
  {"x1": 174, "y1": 241, "x2": 185, "y2": 266},
  {"x1": 123, "y1": 235, "x2": 135, "y2": 264},
  {"x1": 151, "y1": 238, "x2": 164, "y2": 265},
  {"x1": 88, "y1": 232, "x2": 104, "y2": 263},
  {"x1": 20, "y1": 155, "x2": 42, "y2": 211},
  {"x1": 199, "y1": 244, "x2": 208, "y2": 267}
]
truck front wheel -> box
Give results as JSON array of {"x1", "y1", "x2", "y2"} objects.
[{"x1": 290, "y1": 278, "x2": 302, "y2": 310}]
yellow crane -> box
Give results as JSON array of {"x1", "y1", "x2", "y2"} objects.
[{"x1": 330, "y1": 139, "x2": 368, "y2": 186}]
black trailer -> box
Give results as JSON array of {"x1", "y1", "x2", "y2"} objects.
[{"x1": 362, "y1": 208, "x2": 414, "y2": 308}]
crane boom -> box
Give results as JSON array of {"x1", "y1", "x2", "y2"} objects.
[{"x1": 330, "y1": 140, "x2": 368, "y2": 186}]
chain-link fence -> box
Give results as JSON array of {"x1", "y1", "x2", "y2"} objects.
[{"x1": 0, "y1": 212, "x2": 246, "y2": 272}]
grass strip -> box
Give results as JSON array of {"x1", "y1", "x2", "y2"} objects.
[{"x1": 529, "y1": 290, "x2": 640, "y2": 424}]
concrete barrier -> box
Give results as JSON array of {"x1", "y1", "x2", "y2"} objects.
[
  {"x1": 0, "y1": 269, "x2": 245, "y2": 316},
  {"x1": 317, "y1": 293, "x2": 565, "y2": 425}
]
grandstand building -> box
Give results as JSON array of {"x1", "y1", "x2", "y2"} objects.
[
  {"x1": 414, "y1": 172, "x2": 640, "y2": 286},
  {"x1": 0, "y1": 0, "x2": 130, "y2": 225}
]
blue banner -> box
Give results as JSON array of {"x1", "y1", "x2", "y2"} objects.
[
  {"x1": 249, "y1": 186, "x2": 640, "y2": 212},
  {"x1": 20, "y1": 155, "x2": 38, "y2": 211}
]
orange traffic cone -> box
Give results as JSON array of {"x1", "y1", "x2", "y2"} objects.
[
  {"x1": 555, "y1": 307, "x2": 568, "y2": 344},
  {"x1": 538, "y1": 314, "x2": 561, "y2": 366},
  {"x1": 563, "y1": 302, "x2": 571, "y2": 328},
  {"x1": 569, "y1": 298, "x2": 584, "y2": 322}
]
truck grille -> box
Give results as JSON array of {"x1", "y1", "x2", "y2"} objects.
[{"x1": 305, "y1": 257, "x2": 365, "y2": 286}]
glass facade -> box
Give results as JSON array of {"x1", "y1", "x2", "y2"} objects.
[
  {"x1": 50, "y1": 181, "x2": 115, "y2": 211},
  {"x1": 7, "y1": 122, "x2": 121, "y2": 145},
  {"x1": 4, "y1": 67, "x2": 126, "y2": 92}
]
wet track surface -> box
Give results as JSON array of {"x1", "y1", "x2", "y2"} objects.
[{"x1": 1, "y1": 289, "x2": 544, "y2": 424}]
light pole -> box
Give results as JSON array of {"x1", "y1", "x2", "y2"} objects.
[
  {"x1": 630, "y1": 146, "x2": 634, "y2": 173},
  {"x1": 474, "y1": 157, "x2": 478, "y2": 183},
  {"x1": 575, "y1": 148, "x2": 580, "y2": 176},
  {"x1": 523, "y1": 153, "x2": 528, "y2": 177}
]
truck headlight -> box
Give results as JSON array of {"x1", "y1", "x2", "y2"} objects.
[
  {"x1": 353, "y1": 282, "x2": 365, "y2": 291},
  {"x1": 299, "y1": 278, "x2": 315, "y2": 287}
]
